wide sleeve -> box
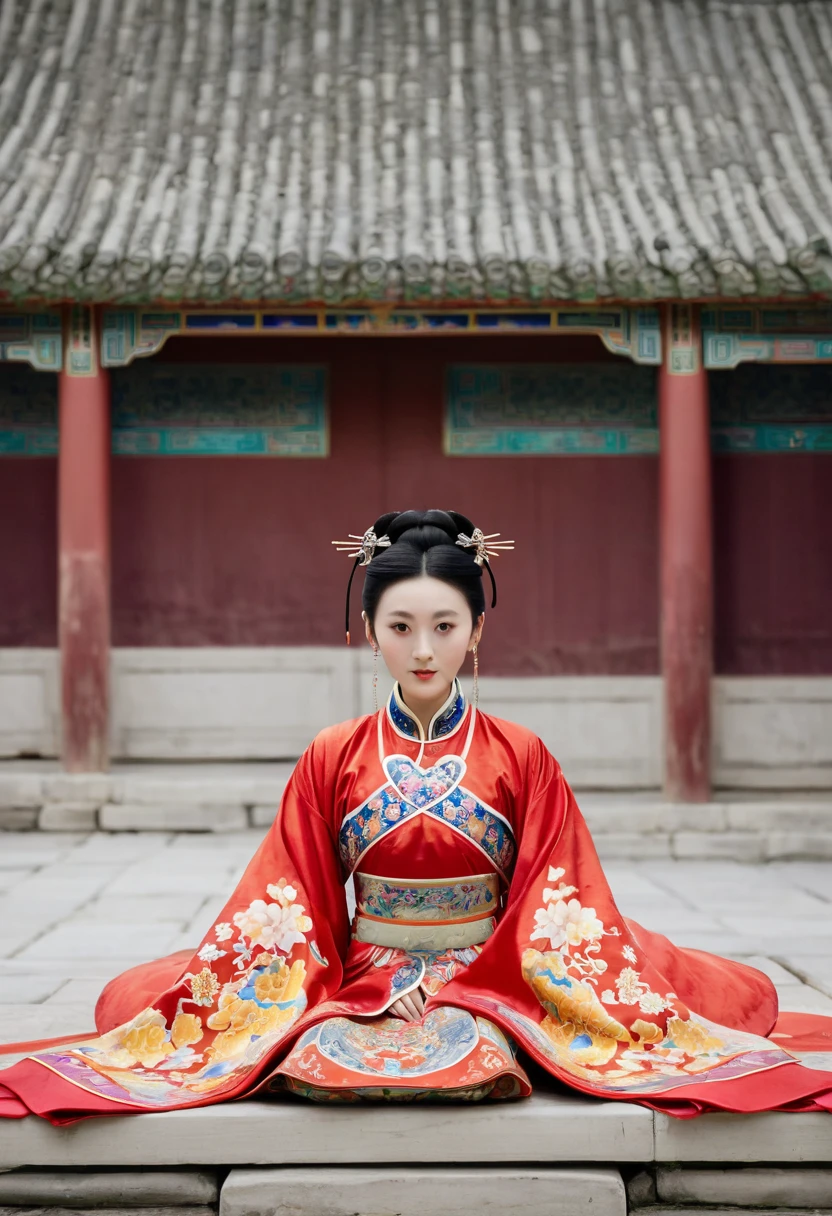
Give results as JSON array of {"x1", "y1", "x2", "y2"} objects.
[
  {"x1": 0, "y1": 733, "x2": 351, "y2": 1119},
  {"x1": 436, "y1": 735, "x2": 779, "y2": 1089}
]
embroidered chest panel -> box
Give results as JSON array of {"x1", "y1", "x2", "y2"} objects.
[{"x1": 338, "y1": 755, "x2": 516, "y2": 879}]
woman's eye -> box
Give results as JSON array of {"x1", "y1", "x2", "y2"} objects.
[
  {"x1": 393, "y1": 623, "x2": 409, "y2": 633},
  {"x1": 436, "y1": 623, "x2": 452, "y2": 633}
]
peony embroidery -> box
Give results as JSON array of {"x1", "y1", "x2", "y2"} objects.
[
  {"x1": 531, "y1": 897, "x2": 604, "y2": 951},
  {"x1": 233, "y1": 898, "x2": 313, "y2": 954},
  {"x1": 189, "y1": 968, "x2": 222, "y2": 1007}
]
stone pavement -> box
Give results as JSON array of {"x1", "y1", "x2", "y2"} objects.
[{"x1": 0, "y1": 829, "x2": 831, "y2": 1066}]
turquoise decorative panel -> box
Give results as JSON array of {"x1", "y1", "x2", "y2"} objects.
[
  {"x1": 445, "y1": 364, "x2": 658, "y2": 455},
  {"x1": 0, "y1": 311, "x2": 62, "y2": 372},
  {"x1": 709, "y1": 364, "x2": 832, "y2": 452},
  {"x1": 703, "y1": 307, "x2": 832, "y2": 368},
  {"x1": 0, "y1": 364, "x2": 58, "y2": 454},
  {"x1": 111, "y1": 363, "x2": 327, "y2": 456}
]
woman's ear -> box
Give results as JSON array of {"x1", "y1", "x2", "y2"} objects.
[
  {"x1": 362, "y1": 610, "x2": 375, "y2": 647},
  {"x1": 469, "y1": 613, "x2": 485, "y2": 650}
]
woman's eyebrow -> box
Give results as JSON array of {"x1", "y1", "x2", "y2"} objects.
[{"x1": 433, "y1": 609, "x2": 460, "y2": 618}]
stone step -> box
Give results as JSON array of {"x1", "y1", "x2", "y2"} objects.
[
  {"x1": 1, "y1": 1093, "x2": 831, "y2": 1172},
  {"x1": 654, "y1": 1110, "x2": 832, "y2": 1163},
  {"x1": 631, "y1": 1210, "x2": 832, "y2": 1216},
  {"x1": 655, "y1": 1166, "x2": 832, "y2": 1208},
  {"x1": 0, "y1": 1209, "x2": 216, "y2": 1216},
  {"x1": 0, "y1": 1170, "x2": 218, "y2": 1207},
  {"x1": 0, "y1": 1094, "x2": 652, "y2": 1169},
  {"x1": 219, "y1": 1167, "x2": 627, "y2": 1216}
]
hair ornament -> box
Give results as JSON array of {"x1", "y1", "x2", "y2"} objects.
[
  {"x1": 335, "y1": 527, "x2": 393, "y2": 645},
  {"x1": 455, "y1": 528, "x2": 515, "y2": 566},
  {"x1": 332, "y1": 529, "x2": 392, "y2": 567}
]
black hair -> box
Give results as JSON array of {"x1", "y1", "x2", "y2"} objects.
[{"x1": 345, "y1": 509, "x2": 497, "y2": 642}]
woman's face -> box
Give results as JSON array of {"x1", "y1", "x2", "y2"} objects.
[{"x1": 365, "y1": 576, "x2": 483, "y2": 715}]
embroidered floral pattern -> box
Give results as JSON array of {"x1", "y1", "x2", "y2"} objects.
[
  {"x1": 356, "y1": 874, "x2": 498, "y2": 921},
  {"x1": 384, "y1": 755, "x2": 465, "y2": 810},
  {"x1": 339, "y1": 781, "x2": 516, "y2": 877},
  {"x1": 517, "y1": 861, "x2": 775, "y2": 1090},
  {"x1": 189, "y1": 968, "x2": 221, "y2": 1007},
  {"x1": 33, "y1": 876, "x2": 318, "y2": 1108}
]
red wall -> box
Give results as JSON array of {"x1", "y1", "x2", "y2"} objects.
[
  {"x1": 714, "y1": 454, "x2": 832, "y2": 674},
  {"x1": 3, "y1": 339, "x2": 830, "y2": 675},
  {"x1": 110, "y1": 336, "x2": 660, "y2": 675},
  {"x1": 0, "y1": 459, "x2": 57, "y2": 645}
]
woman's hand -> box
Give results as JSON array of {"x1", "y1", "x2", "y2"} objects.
[{"x1": 387, "y1": 987, "x2": 426, "y2": 1022}]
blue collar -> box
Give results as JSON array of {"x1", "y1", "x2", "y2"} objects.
[{"x1": 387, "y1": 679, "x2": 467, "y2": 742}]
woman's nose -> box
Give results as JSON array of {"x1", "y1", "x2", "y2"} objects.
[{"x1": 412, "y1": 634, "x2": 434, "y2": 660}]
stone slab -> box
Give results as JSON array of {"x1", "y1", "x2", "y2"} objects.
[
  {"x1": 108, "y1": 778, "x2": 275, "y2": 807},
  {"x1": 99, "y1": 804, "x2": 248, "y2": 832},
  {"x1": 0, "y1": 1004, "x2": 96, "y2": 1042},
  {"x1": 594, "y1": 834, "x2": 673, "y2": 860},
  {"x1": 42, "y1": 775, "x2": 112, "y2": 803},
  {"x1": 0, "y1": 1170, "x2": 218, "y2": 1205},
  {"x1": 17, "y1": 920, "x2": 184, "y2": 961},
  {"x1": 635, "y1": 1210, "x2": 832, "y2": 1216},
  {"x1": 656, "y1": 1166, "x2": 832, "y2": 1207},
  {"x1": 0, "y1": 809, "x2": 38, "y2": 830},
  {"x1": 68, "y1": 894, "x2": 207, "y2": 925},
  {"x1": 654, "y1": 1110, "x2": 832, "y2": 1163},
  {"x1": 249, "y1": 805, "x2": 278, "y2": 828},
  {"x1": 728, "y1": 803, "x2": 832, "y2": 832},
  {"x1": 220, "y1": 1166, "x2": 626, "y2": 1216},
  {"x1": 0, "y1": 774, "x2": 44, "y2": 808},
  {"x1": 672, "y1": 832, "x2": 767, "y2": 862},
  {"x1": 0, "y1": 972, "x2": 66, "y2": 1004},
  {"x1": 39, "y1": 803, "x2": 100, "y2": 831},
  {"x1": 0, "y1": 869, "x2": 36, "y2": 892},
  {"x1": 766, "y1": 832, "x2": 832, "y2": 860},
  {"x1": 0, "y1": 1094, "x2": 653, "y2": 1168},
  {"x1": 0, "y1": 1209, "x2": 216, "y2": 1216}
]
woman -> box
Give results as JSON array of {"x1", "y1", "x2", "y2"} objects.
[{"x1": 2, "y1": 508, "x2": 831, "y2": 1122}]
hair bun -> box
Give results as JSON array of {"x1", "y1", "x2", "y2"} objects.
[{"x1": 377, "y1": 509, "x2": 474, "y2": 547}]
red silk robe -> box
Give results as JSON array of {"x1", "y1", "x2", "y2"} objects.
[{"x1": 2, "y1": 685, "x2": 832, "y2": 1123}]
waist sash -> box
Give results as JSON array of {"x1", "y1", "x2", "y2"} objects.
[{"x1": 352, "y1": 872, "x2": 499, "y2": 950}]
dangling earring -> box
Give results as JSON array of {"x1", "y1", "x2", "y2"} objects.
[
  {"x1": 472, "y1": 643, "x2": 479, "y2": 709},
  {"x1": 372, "y1": 646, "x2": 379, "y2": 712}
]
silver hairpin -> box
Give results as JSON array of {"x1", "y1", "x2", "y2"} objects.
[
  {"x1": 455, "y1": 528, "x2": 515, "y2": 566},
  {"x1": 331, "y1": 528, "x2": 392, "y2": 566}
]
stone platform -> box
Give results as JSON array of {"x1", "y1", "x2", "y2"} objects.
[
  {"x1": 1, "y1": 833, "x2": 831, "y2": 1212},
  {"x1": 0, "y1": 1094, "x2": 830, "y2": 1216},
  {"x1": 2, "y1": 761, "x2": 832, "y2": 861}
]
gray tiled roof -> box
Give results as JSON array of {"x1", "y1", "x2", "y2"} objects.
[{"x1": 1, "y1": 0, "x2": 831, "y2": 305}]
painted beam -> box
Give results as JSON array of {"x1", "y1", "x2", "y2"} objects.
[{"x1": 98, "y1": 307, "x2": 662, "y2": 366}]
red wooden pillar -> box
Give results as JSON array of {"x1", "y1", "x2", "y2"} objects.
[
  {"x1": 659, "y1": 305, "x2": 712, "y2": 801},
  {"x1": 58, "y1": 307, "x2": 111, "y2": 771}
]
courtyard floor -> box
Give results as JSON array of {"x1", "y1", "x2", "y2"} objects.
[{"x1": 1, "y1": 830, "x2": 831, "y2": 1067}]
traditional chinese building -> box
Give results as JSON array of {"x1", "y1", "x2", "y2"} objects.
[{"x1": 1, "y1": 0, "x2": 831, "y2": 800}]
